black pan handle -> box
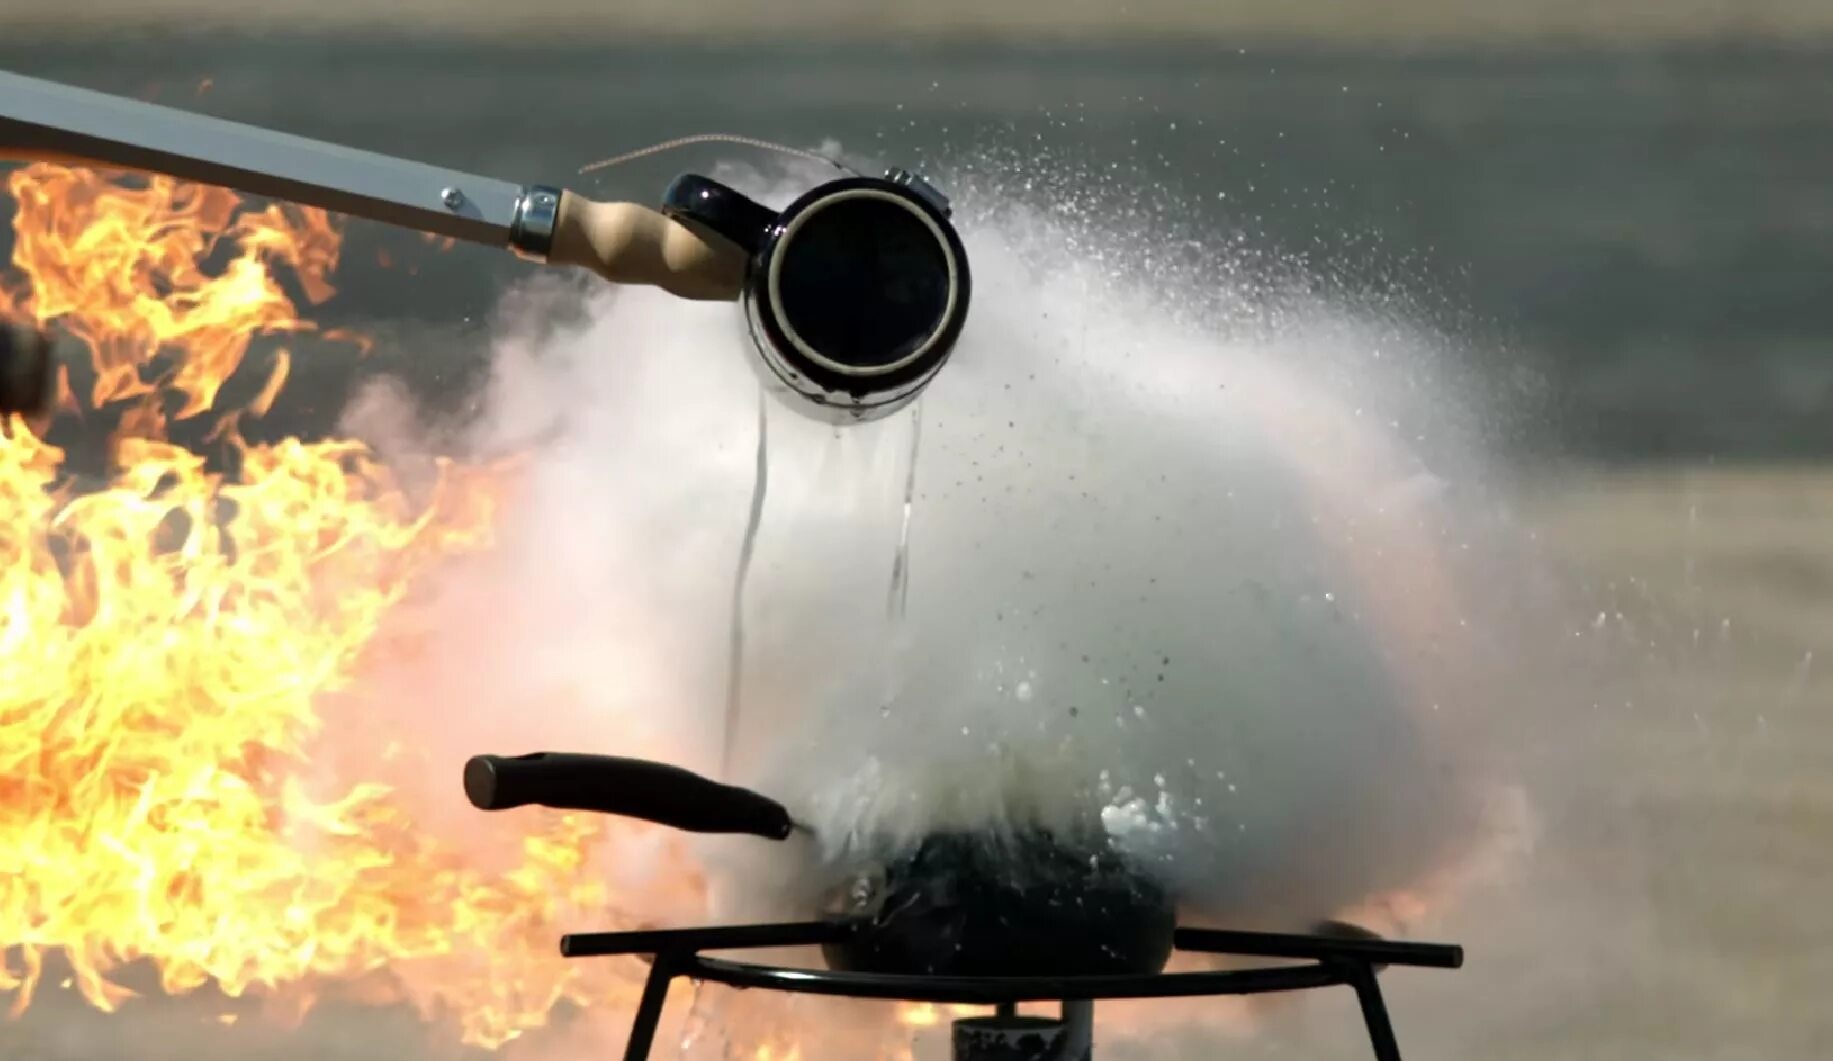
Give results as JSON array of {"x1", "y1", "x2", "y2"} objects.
[{"x1": 463, "y1": 752, "x2": 795, "y2": 841}]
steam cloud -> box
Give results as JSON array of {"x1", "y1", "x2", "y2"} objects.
[{"x1": 329, "y1": 153, "x2": 1535, "y2": 1055}]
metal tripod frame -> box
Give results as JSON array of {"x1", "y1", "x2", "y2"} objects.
[{"x1": 559, "y1": 921, "x2": 1463, "y2": 1061}]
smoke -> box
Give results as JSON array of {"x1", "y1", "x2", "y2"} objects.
[{"x1": 319, "y1": 150, "x2": 1543, "y2": 1056}]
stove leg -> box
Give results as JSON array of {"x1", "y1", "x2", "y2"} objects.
[
  {"x1": 1345, "y1": 963, "x2": 1402, "y2": 1061},
  {"x1": 623, "y1": 958, "x2": 677, "y2": 1061},
  {"x1": 1059, "y1": 1000, "x2": 1094, "y2": 1061}
]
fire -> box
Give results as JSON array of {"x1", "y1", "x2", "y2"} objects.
[
  {"x1": 0, "y1": 162, "x2": 349, "y2": 419},
  {"x1": 0, "y1": 162, "x2": 670, "y2": 1048},
  {"x1": 896, "y1": 1002, "x2": 983, "y2": 1028}
]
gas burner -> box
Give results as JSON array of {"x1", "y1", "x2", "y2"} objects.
[
  {"x1": 560, "y1": 920, "x2": 1463, "y2": 1061},
  {"x1": 457, "y1": 750, "x2": 1462, "y2": 1058}
]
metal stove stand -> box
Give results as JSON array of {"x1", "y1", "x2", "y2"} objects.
[{"x1": 560, "y1": 921, "x2": 1462, "y2": 1061}]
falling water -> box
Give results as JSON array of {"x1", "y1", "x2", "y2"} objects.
[
  {"x1": 887, "y1": 399, "x2": 925, "y2": 625},
  {"x1": 722, "y1": 392, "x2": 772, "y2": 776},
  {"x1": 722, "y1": 393, "x2": 929, "y2": 766},
  {"x1": 880, "y1": 400, "x2": 926, "y2": 718}
]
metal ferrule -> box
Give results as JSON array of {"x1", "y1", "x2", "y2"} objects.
[{"x1": 509, "y1": 185, "x2": 562, "y2": 262}]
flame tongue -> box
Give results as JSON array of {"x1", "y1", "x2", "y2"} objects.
[
  {"x1": 2, "y1": 164, "x2": 346, "y2": 418},
  {"x1": 0, "y1": 162, "x2": 677, "y2": 1048}
]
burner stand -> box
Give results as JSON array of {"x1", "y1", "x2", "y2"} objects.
[
  {"x1": 952, "y1": 1005, "x2": 1094, "y2": 1061},
  {"x1": 559, "y1": 922, "x2": 1462, "y2": 1061}
]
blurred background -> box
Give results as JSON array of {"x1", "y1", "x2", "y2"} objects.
[
  {"x1": 7, "y1": 3, "x2": 1832, "y2": 457},
  {"x1": 3, "y1": 4, "x2": 1831, "y2": 1060}
]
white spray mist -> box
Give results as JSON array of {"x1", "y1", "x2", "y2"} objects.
[{"x1": 329, "y1": 151, "x2": 1532, "y2": 1057}]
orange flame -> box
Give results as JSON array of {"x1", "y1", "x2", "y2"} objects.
[
  {"x1": 0, "y1": 164, "x2": 345, "y2": 418},
  {"x1": 895, "y1": 1002, "x2": 983, "y2": 1028},
  {"x1": 0, "y1": 162, "x2": 676, "y2": 1048}
]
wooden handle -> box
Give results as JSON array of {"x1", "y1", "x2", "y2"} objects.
[{"x1": 547, "y1": 190, "x2": 747, "y2": 302}]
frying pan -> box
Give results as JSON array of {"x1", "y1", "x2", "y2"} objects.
[{"x1": 464, "y1": 752, "x2": 1177, "y2": 977}]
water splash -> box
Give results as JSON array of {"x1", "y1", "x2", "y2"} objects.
[{"x1": 333, "y1": 149, "x2": 1531, "y2": 1055}]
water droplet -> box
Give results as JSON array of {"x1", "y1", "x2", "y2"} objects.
[{"x1": 1015, "y1": 680, "x2": 1034, "y2": 702}]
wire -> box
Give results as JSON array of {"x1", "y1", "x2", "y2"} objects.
[{"x1": 578, "y1": 133, "x2": 857, "y2": 177}]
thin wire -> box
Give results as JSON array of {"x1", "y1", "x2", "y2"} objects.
[{"x1": 579, "y1": 133, "x2": 856, "y2": 177}]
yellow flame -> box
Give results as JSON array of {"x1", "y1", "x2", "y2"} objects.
[
  {"x1": 0, "y1": 162, "x2": 680, "y2": 1048},
  {"x1": 0, "y1": 164, "x2": 344, "y2": 418},
  {"x1": 895, "y1": 1002, "x2": 985, "y2": 1028}
]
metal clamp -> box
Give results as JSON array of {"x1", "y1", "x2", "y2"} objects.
[
  {"x1": 885, "y1": 167, "x2": 951, "y2": 216},
  {"x1": 509, "y1": 184, "x2": 562, "y2": 262}
]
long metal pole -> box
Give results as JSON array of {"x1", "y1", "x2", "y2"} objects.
[{"x1": 0, "y1": 68, "x2": 528, "y2": 250}]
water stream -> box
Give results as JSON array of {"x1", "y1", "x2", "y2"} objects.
[
  {"x1": 721, "y1": 391, "x2": 772, "y2": 777},
  {"x1": 886, "y1": 400, "x2": 925, "y2": 626},
  {"x1": 881, "y1": 399, "x2": 925, "y2": 718},
  {"x1": 721, "y1": 390, "x2": 929, "y2": 772}
]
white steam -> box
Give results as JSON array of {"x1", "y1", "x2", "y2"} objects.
[{"x1": 332, "y1": 153, "x2": 1527, "y2": 1051}]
